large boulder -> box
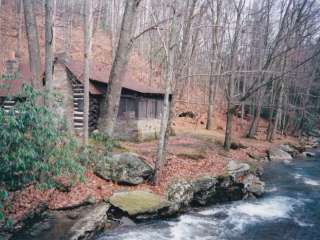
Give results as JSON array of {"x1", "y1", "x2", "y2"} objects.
[
  {"x1": 95, "y1": 153, "x2": 153, "y2": 185},
  {"x1": 192, "y1": 176, "x2": 244, "y2": 205},
  {"x1": 67, "y1": 203, "x2": 110, "y2": 240},
  {"x1": 108, "y1": 191, "x2": 171, "y2": 219},
  {"x1": 191, "y1": 176, "x2": 218, "y2": 205},
  {"x1": 242, "y1": 174, "x2": 265, "y2": 197},
  {"x1": 279, "y1": 144, "x2": 298, "y2": 157},
  {"x1": 268, "y1": 147, "x2": 293, "y2": 161},
  {"x1": 166, "y1": 175, "x2": 250, "y2": 212},
  {"x1": 227, "y1": 160, "x2": 250, "y2": 180},
  {"x1": 166, "y1": 180, "x2": 194, "y2": 212}
]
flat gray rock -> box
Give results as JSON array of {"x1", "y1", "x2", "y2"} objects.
[
  {"x1": 109, "y1": 191, "x2": 171, "y2": 217},
  {"x1": 227, "y1": 160, "x2": 250, "y2": 178},
  {"x1": 268, "y1": 147, "x2": 293, "y2": 161},
  {"x1": 68, "y1": 203, "x2": 109, "y2": 240}
]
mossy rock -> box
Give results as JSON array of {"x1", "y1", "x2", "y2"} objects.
[
  {"x1": 94, "y1": 153, "x2": 154, "y2": 185},
  {"x1": 109, "y1": 191, "x2": 171, "y2": 217}
]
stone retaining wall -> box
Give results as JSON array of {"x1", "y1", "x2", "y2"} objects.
[{"x1": 114, "y1": 119, "x2": 161, "y2": 141}]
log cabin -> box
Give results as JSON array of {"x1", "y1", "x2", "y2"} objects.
[{"x1": 0, "y1": 56, "x2": 166, "y2": 141}]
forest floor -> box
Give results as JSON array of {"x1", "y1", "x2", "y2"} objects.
[{"x1": 6, "y1": 116, "x2": 299, "y2": 224}]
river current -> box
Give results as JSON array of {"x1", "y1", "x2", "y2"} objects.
[{"x1": 99, "y1": 151, "x2": 320, "y2": 240}]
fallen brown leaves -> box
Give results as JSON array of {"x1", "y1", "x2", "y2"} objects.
[{"x1": 6, "y1": 117, "x2": 298, "y2": 224}]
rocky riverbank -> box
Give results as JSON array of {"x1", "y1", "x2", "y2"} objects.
[
  {"x1": 3, "y1": 134, "x2": 319, "y2": 240},
  {"x1": 5, "y1": 157, "x2": 265, "y2": 240}
]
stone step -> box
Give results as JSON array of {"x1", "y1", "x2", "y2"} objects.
[
  {"x1": 3, "y1": 100, "x2": 16, "y2": 105},
  {"x1": 74, "y1": 111, "x2": 84, "y2": 115},
  {"x1": 74, "y1": 116, "x2": 84, "y2": 121},
  {"x1": 74, "y1": 119, "x2": 84, "y2": 123},
  {"x1": 2, "y1": 109, "x2": 19, "y2": 114},
  {"x1": 73, "y1": 90, "x2": 84, "y2": 94},
  {"x1": 3, "y1": 106, "x2": 13, "y2": 110},
  {"x1": 73, "y1": 89, "x2": 84, "y2": 92}
]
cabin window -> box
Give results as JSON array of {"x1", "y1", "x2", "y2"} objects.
[
  {"x1": 118, "y1": 97, "x2": 138, "y2": 120},
  {"x1": 137, "y1": 98, "x2": 162, "y2": 119},
  {"x1": 118, "y1": 97, "x2": 163, "y2": 120},
  {"x1": 138, "y1": 99, "x2": 147, "y2": 119}
]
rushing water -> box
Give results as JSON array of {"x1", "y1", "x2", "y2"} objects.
[{"x1": 98, "y1": 152, "x2": 320, "y2": 240}]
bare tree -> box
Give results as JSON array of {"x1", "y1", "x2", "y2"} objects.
[
  {"x1": 206, "y1": 0, "x2": 223, "y2": 130},
  {"x1": 63, "y1": 0, "x2": 73, "y2": 58},
  {"x1": 153, "y1": 3, "x2": 177, "y2": 186},
  {"x1": 83, "y1": 0, "x2": 93, "y2": 144},
  {"x1": 16, "y1": 0, "x2": 24, "y2": 59},
  {"x1": 98, "y1": 0, "x2": 142, "y2": 137},
  {"x1": 224, "y1": 0, "x2": 246, "y2": 150},
  {"x1": 44, "y1": 0, "x2": 55, "y2": 103},
  {"x1": 23, "y1": 0, "x2": 42, "y2": 90}
]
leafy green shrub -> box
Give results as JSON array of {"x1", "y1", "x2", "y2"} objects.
[
  {"x1": 78, "y1": 145, "x2": 107, "y2": 167},
  {"x1": 0, "y1": 189, "x2": 8, "y2": 223},
  {"x1": 90, "y1": 131, "x2": 118, "y2": 152},
  {"x1": 78, "y1": 132, "x2": 117, "y2": 167},
  {"x1": 0, "y1": 85, "x2": 84, "y2": 191}
]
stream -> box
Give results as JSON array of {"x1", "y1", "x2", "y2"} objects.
[{"x1": 98, "y1": 152, "x2": 320, "y2": 240}]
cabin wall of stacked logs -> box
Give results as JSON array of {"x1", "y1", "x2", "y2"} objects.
[{"x1": 66, "y1": 69, "x2": 164, "y2": 133}]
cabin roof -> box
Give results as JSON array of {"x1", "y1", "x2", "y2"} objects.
[
  {"x1": 64, "y1": 59, "x2": 165, "y2": 95},
  {"x1": 0, "y1": 59, "x2": 165, "y2": 97}
]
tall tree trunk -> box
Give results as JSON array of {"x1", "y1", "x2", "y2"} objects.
[
  {"x1": 111, "y1": 0, "x2": 117, "y2": 59},
  {"x1": 224, "y1": 70, "x2": 236, "y2": 150},
  {"x1": 206, "y1": 61, "x2": 216, "y2": 130},
  {"x1": 247, "y1": 89, "x2": 263, "y2": 138},
  {"x1": 153, "y1": 7, "x2": 177, "y2": 186},
  {"x1": 206, "y1": 0, "x2": 222, "y2": 130},
  {"x1": 274, "y1": 84, "x2": 284, "y2": 133},
  {"x1": 98, "y1": 0, "x2": 141, "y2": 137},
  {"x1": 44, "y1": 0, "x2": 55, "y2": 103},
  {"x1": 64, "y1": 0, "x2": 73, "y2": 58},
  {"x1": 96, "y1": 0, "x2": 103, "y2": 33},
  {"x1": 165, "y1": 0, "x2": 197, "y2": 137},
  {"x1": 16, "y1": 0, "x2": 23, "y2": 58},
  {"x1": 267, "y1": 81, "x2": 283, "y2": 142},
  {"x1": 83, "y1": 0, "x2": 93, "y2": 145},
  {"x1": 296, "y1": 87, "x2": 310, "y2": 137},
  {"x1": 23, "y1": 0, "x2": 42, "y2": 90},
  {"x1": 266, "y1": 77, "x2": 275, "y2": 140},
  {"x1": 223, "y1": 0, "x2": 245, "y2": 151}
]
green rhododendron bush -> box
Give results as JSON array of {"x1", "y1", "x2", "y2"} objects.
[{"x1": 0, "y1": 85, "x2": 84, "y2": 222}]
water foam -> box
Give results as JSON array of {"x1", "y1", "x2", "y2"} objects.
[
  {"x1": 198, "y1": 196, "x2": 302, "y2": 235},
  {"x1": 303, "y1": 178, "x2": 320, "y2": 186},
  {"x1": 293, "y1": 173, "x2": 320, "y2": 186},
  {"x1": 293, "y1": 217, "x2": 314, "y2": 227},
  {"x1": 233, "y1": 196, "x2": 294, "y2": 219},
  {"x1": 170, "y1": 215, "x2": 218, "y2": 240}
]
